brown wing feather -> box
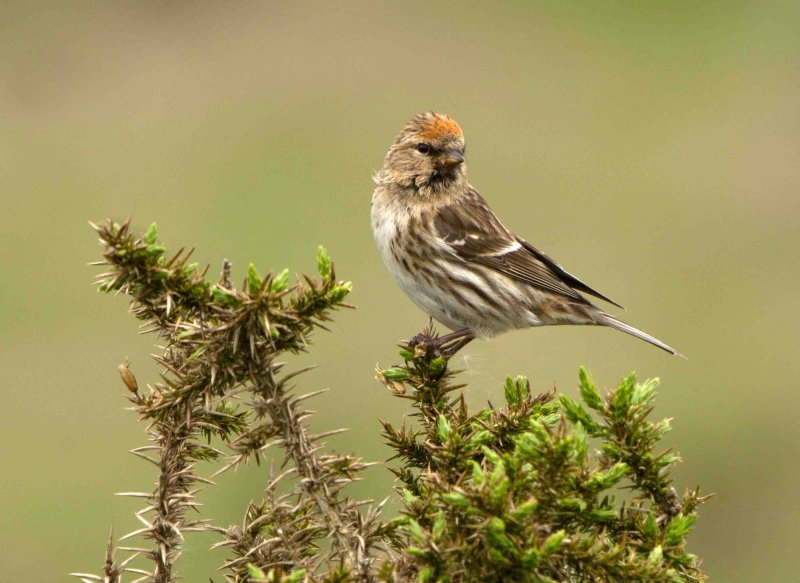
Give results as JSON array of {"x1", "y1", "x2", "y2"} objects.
[
  {"x1": 434, "y1": 190, "x2": 622, "y2": 308},
  {"x1": 516, "y1": 239, "x2": 623, "y2": 308}
]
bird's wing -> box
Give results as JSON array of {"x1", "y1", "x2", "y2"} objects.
[
  {"x1": 433, "y1": 192, "x2": 623, "y2": 308},
  {"x1": 514, "y1": 238, "x2": 623, "y2": 308}
]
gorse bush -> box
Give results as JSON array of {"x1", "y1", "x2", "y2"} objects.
[
  {"x1": 75, "y1": 220, "x2": 707, "y2": 583},
  {"x1": 377, "y1": 347, "x2": 705, "y2": 582}
]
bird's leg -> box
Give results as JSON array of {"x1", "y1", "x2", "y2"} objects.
[{"x1": 409, "y1": 327, "x2": 475, "y2": 357}]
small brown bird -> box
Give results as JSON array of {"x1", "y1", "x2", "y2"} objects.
[{"x1": 371, "y1": 112, "x2": 680, "y2": 356}]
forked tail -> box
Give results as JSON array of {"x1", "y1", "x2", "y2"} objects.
[{"x1": 598, "y1": 314, "x2": 683, "y2": 357}]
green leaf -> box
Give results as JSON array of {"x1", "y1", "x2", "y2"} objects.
[
  {"x1": 633, "y1": 377, "x2": 660, "y2": 406},
  {"x1": 657, "y1": 451, "x2": 681, "y2": 469},
  {"x1": 613, "y1": 372, "x2": 636, "y2": 418},
  {"x1": 470, "y1": 461, "x2": 485, "y2": 486},
  {"x1": 572, "y1": 421, "x2": 589, "y2": 461},
  {"x1": 386, "y1": 515, "x2": 410, "y2": 529},
  {"x1": 284, "y1": 569, "x2": 306, "y2": 583},
  {"x1": 212, "y1": 287, "x2": 239, "y2": 307},
  {"x1": 327, "y1": 281, "x2": 352, "y2": 302},
  {"x1": 382, "y1": 367, "x2": 410, "y2": 382},
  {"x1": 431, "y1": 511, "x2": 446, "y2": 541},
  {"x1": 98, "y1": 277, "x2": 122, "y2": 293},
  {"x1": 514, "y1": 433, "x2": 543, "y2": 462},
  {"x1": 488, "y1": 547, "x2": 510, "y2": 565},
  {"x1": 248, "y1": 263, "x2": 262, "y2": 294},
  {"x1": 589, "y1": 508, "x2": 618, "y2": 522},
  {"x1": 143, "y1": 222, "x2": 158, "y2": 244},
  {"x1": 559, "y1": 498, "x2": 587, "y2": 512},
  {"x1": 649, "y1": 545, "x2": 664, "y2": 565},
  {"x1": 317, "y1": 245, "x2": 332, "y2": 280},
  {"x1": 601, "y1": 443, "x2": 622, "y2": 460},
  {"x1": 467, "y1": 429, "x2": 492, "y2": 449},
  {"x1": 436, "y1": 415, "x2": 452, "y2": 442},
  {"x1": 653, "y1": 419, "x2": 674, "y2": 441},
  {"x1": 559, "y1": 395, "x2": 601, "y2": 434},
  {"x1": 402, "y1": 488, "x2": 417, "y2": 504},
  {"x1": 504, "y1": 375, "x2": 527, "y2": 406},
  {"x1": 521, "y1": 548, "x2": 541, "y2": 568},
  {"x1": 246, "y1": 563, "x2": 267, "y2": 581},
  {"x1": 407, "y1": 518, "x2": 425, "y2": 544},
  {"x1": 643, "y1": 512, "x2": 659, "y2": 540},
  {"x1": 510, "y1": 497, "x2": 539, "y2": 521},
  {"x1": 664, "y1": 514, "x2": 697, "y2": 547},
  {"x1": 429, "y1": 356, "x2": 447, "y2": 376},
  {"x1": 539, "y1": 411, "x2": 561, "y2": 427},
  {"x1": 586, "y1": 462, "x2": 629, "y2": 491},
  {"x1": 144, "y1": 243, "x2": 165, "y2": 258},
  {"x1": 418, "y1": 566, "x2": 437, "y2": 583},
  {"x1": 481, "y1": 446, "x2": 502, "y2": 466},
  {"x1": 441, "y1": 492, "x2": 470, "y2": 509},
  {"x1": 542, "y1": 529, "x2": 566, "y2": 555},
  {"x1": 485, "y1": 517, "x2": 515, "y2": 555},
  {"x1": 489, "y1": 463, "x2": 511, "y2": 506},
  {"x1": 187, "y1": 346, "x2": 206, "y2": 361},
  {"x1": 578, "y1": 366, "x2": 603, "y2": 411},
  {"x1": 271, "y1": 268, "x2": 289, "y2": 292}
]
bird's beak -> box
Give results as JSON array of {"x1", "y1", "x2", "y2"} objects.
[{"x1": 440, "y1": 150, "x2": 465, "y2": 167}]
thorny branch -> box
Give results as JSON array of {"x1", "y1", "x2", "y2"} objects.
[{"x1": 79, "y1": 220, "x2": 384, "y2": 583}]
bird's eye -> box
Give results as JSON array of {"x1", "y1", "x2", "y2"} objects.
[{"x1": 416, "y1": 143, "x2": 431, "y2": 155}]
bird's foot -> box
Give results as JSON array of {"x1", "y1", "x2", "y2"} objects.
[
  {"x1": 435, "y1": 335, "x2": 475, "y2": 358},
  {"x1": 406, "y1": 329, "x2": 474, "y2": 359},
  {"x1": 408, "y1": 332, "x2": 434, "y2": 348}
]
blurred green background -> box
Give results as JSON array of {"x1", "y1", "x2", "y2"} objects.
[{"x1": 2, "y1": 2, "x2": 798, "y2": 580}]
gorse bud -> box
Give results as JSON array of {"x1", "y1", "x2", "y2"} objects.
[
  {"x1": 541, "y1": 530, "x2": 566, "y2": 555},
  {"x1": 117, "y1": 362, "x2": 138, "y2": 393},
  {"x1": 271, "y1": 268, "x2": 290, "y2": 292},
  {"x1": 246, "y1": 564, "x2": 267, "y2": 580},
  {"x1": 316, "y1": 245, "x2": 332, "y2": 280},
  {"x1": 143, "y1": 222, "x2": 158, "y2": 245},
  {"x1": 381, "y1": 367, "x2": 410, "y2": 382},
  {"x1": 504, "y1": 375, "x2": 528, "y2": 406},
  {"x1": 327, "y1": 281, "x2": 352, "y2": 302},
  {"x1": 578, "y1": 365, "x2": 603, "y2": 411},
  {"x1": 247, "y1": 263, "x2": 262, "y2": 294},
  {"x1": 436, "y1": 415, "x2": 452, "y2": 442}
]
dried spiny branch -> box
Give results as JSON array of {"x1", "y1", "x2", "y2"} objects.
[{"x1": 80, "y1": 220, "x2": 385, "y2": 583}]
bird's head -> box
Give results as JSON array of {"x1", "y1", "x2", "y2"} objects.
[{"x1": 380, "y1": 112, "x2": 467, "y2": 194}]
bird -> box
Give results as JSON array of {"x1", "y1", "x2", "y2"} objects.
[{"x1": 371, "y1": 112, "x2": 680, "y2": 357}]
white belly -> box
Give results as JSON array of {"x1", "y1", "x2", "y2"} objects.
[{"x1": 371, "y1": 198, "x2": 495, "y2": 334}]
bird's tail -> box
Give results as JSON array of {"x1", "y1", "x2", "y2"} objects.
[{"x1": 598, "y1": 313, "x2": 683, "y2": 357}]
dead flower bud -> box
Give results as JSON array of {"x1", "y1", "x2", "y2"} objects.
[
  {"x1": 376, "y1": 366, "x2": 406, "y2": 395},
  {"x1": 118, "y1": 362, "x2": 138, "y2": 393}
]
